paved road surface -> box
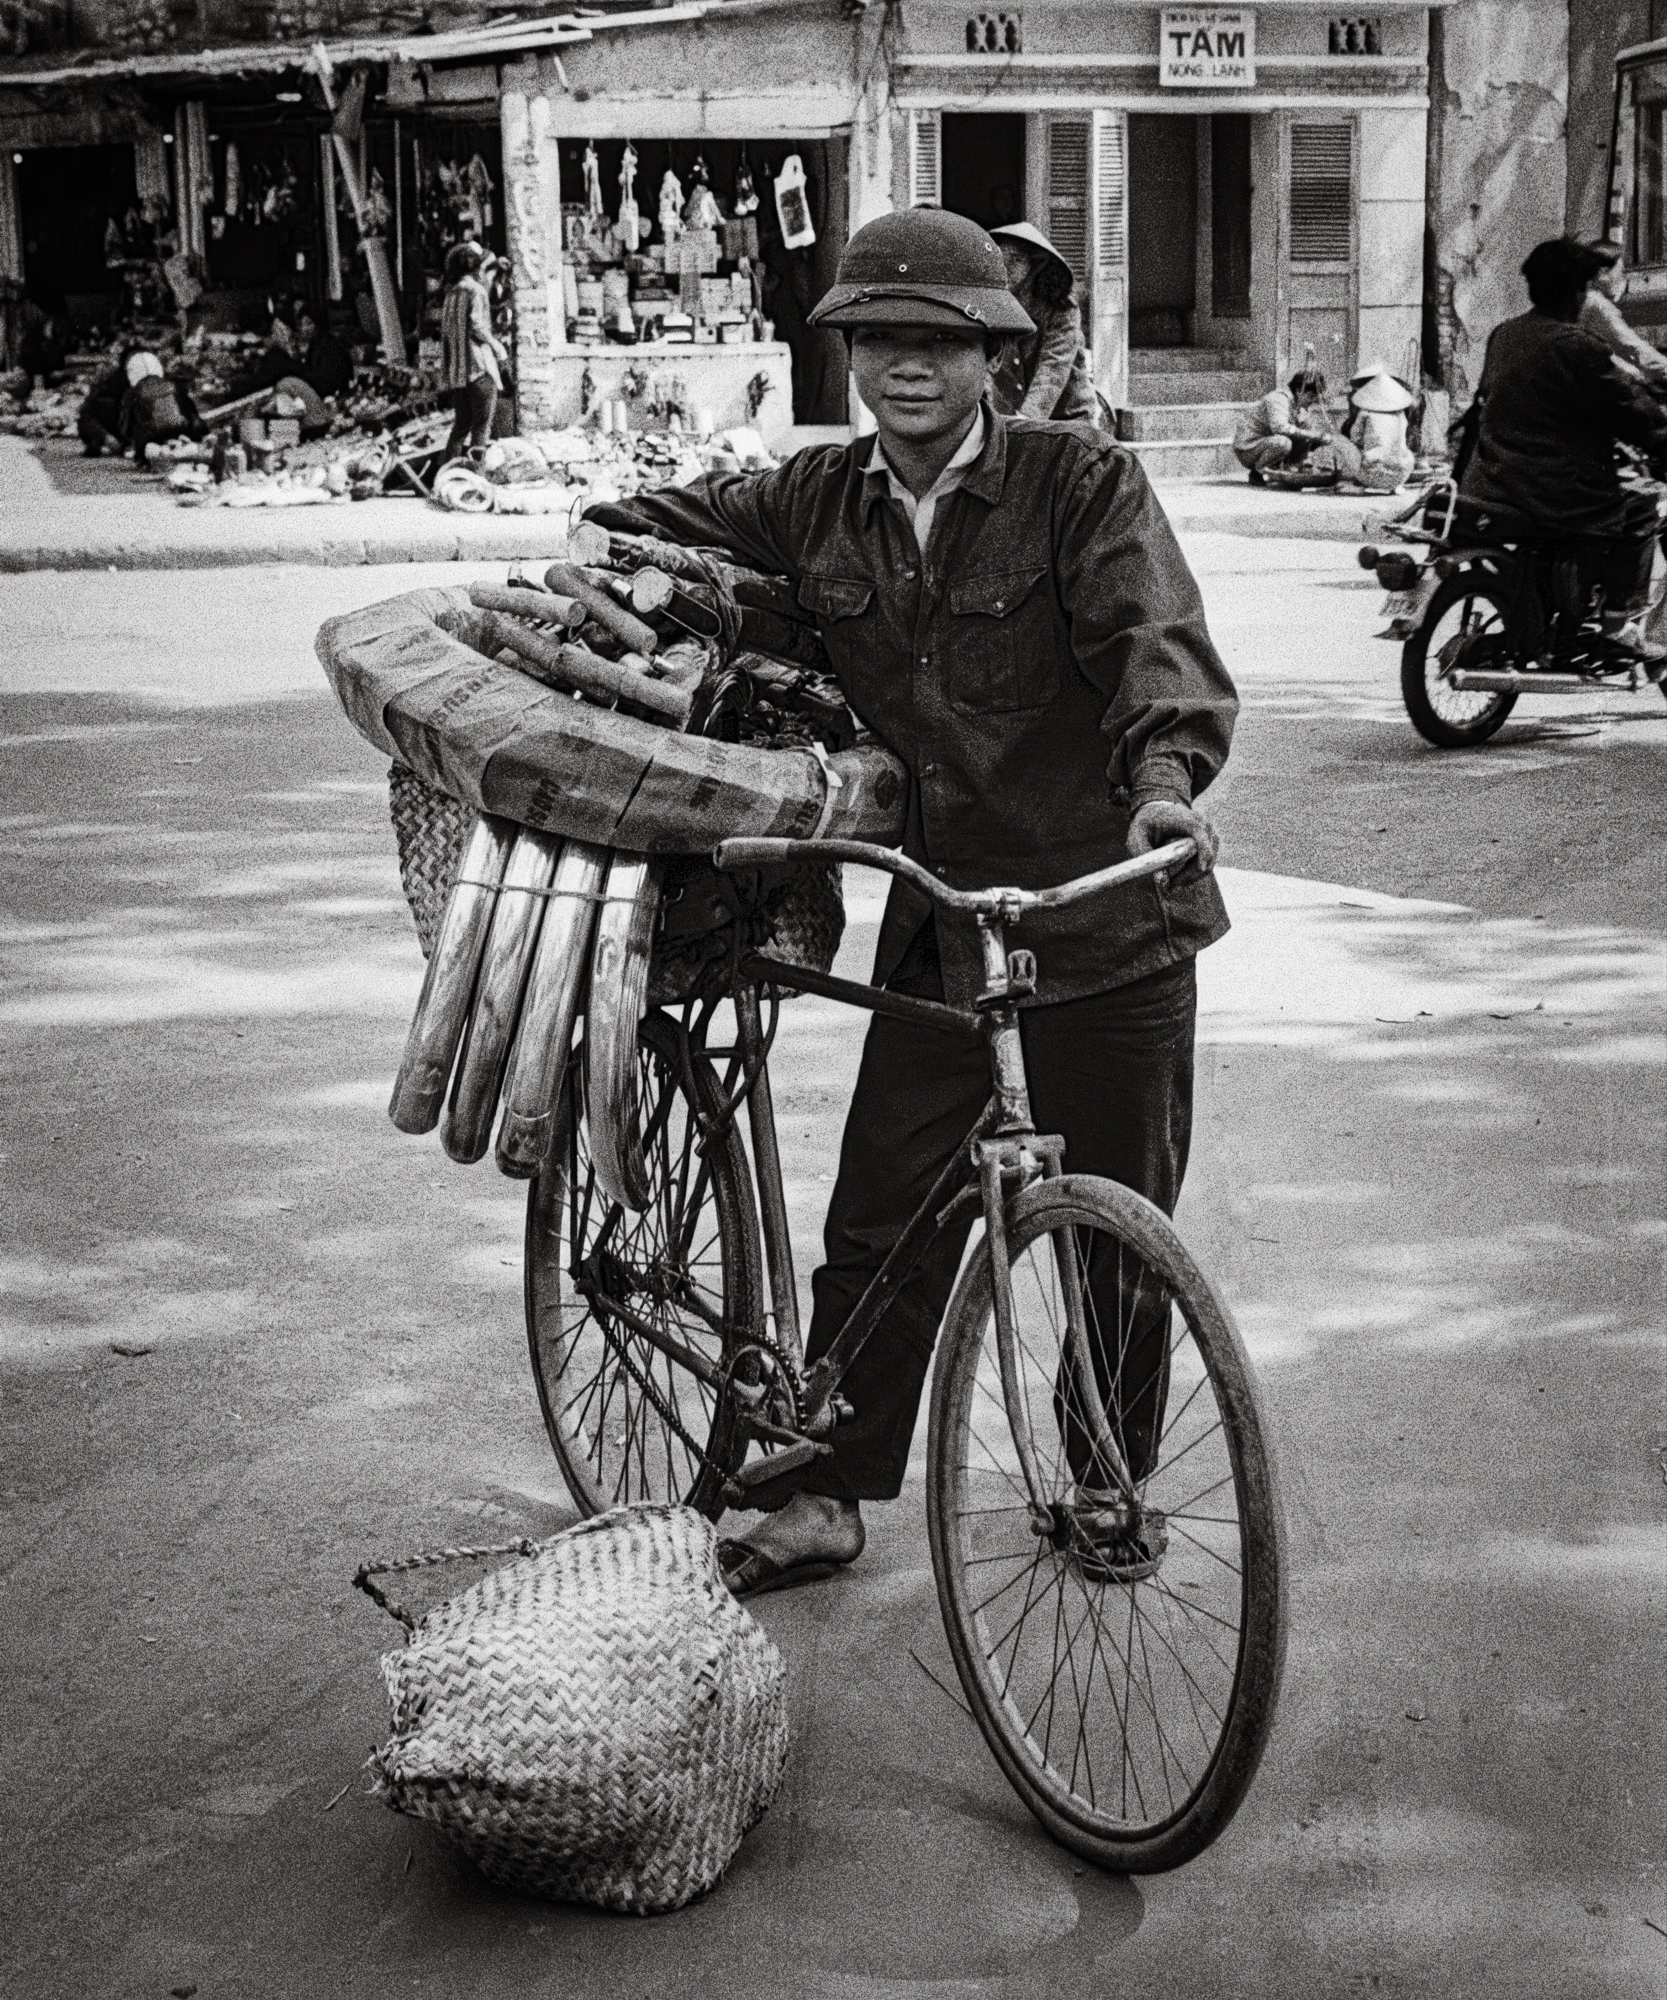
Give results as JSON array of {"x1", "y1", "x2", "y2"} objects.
[{"x1": 3, "y1": 540, "x2": 1662, "y2": 1999}]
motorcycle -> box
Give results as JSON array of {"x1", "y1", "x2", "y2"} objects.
[{"x1": 1359, "y1": 479, "x2": 1667, "y2": 748}]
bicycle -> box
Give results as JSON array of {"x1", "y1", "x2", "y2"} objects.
[{"x1": 522, "y1": 833, "x2": 1287, "y2": 1873}]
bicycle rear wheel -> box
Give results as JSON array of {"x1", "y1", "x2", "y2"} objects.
[
  {"x1": 926, "y1": 1174, "x2": 1286, "y2": 1873},
  {"x1": 525, "y1": 1009, "x2": 763, "y2": 1518}
]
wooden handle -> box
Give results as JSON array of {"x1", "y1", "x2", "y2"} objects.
[
  {"x1": 543, "y1": 560, "x2": 660, "y2": 657},
  {"x1": 567, "y1": 520, "x2": 612, "y2": 567},
  {"x1": 467, "y1": 582, "x2": 585, "y2": 631},
  {"x1": 631, "y1": 567, "x2": 725, "y2": 641},
  {"x1": 630, "y1": 569, "x2": 674, "y2": 613},
  {"x1": 477, "y1": 610, "x2": 692, "y2": 725}
]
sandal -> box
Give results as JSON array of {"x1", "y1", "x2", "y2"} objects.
[{"x1": 718, "y1": 1537, "x2": 851, "y2": 1601}]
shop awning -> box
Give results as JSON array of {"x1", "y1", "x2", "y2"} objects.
[{"x1": 0, "y1": 1, "x2": 779, "y2": 90}]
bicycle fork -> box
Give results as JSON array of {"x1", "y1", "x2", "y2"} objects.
[{"x1": 972, "y1": 915, "x2": 1140, "y2": 1524}]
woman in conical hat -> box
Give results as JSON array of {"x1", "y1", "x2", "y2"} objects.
[
  {"x1": 987, "y1": 220, "x2": 1099, "y2": 424},
  {"x1": 1346, "y1": 364, "x2": 1417, "y2": 491}
]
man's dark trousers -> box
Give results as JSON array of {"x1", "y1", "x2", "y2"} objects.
[{"x1": 796, "y1": 945, "x2": 1197, "y2": 1504}]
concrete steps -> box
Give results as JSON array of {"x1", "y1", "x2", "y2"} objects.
[
  {"x1": 1126, "y1": 369, "x2": 1269, "y2": 406},
  {"x1": 1123, "y1": 438, "x2": 1244, "y2": 479},
  {"x1": 1129, "y1": 346, "x2": 1252, "y2": 375},
  {"x1": 1118, "y1": 346, "x2": 1270, "y2": 471},
  {"x1": 1117, "y1": 401, "x2": 1249, "y2": 443}
]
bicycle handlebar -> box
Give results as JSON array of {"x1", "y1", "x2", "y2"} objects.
[{"x1": 711, "y1": 836, "x2": 1199, "y2": 916}]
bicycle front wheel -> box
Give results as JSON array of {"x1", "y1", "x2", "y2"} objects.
[
  {"x1": 926, "y1": 1173, "x2": 1286, "y2": 1873},
  {"x1": 525, "y1": 1009, "x2": 763, "y2": 1519}
]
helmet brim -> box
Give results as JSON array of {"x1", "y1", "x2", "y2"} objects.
[{"x1": 808, "y1": 283, "x2": 1034, "y2": 334}]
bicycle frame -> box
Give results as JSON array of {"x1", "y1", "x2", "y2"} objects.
[{"x1": 716, "y1": 907, "x2": 1140, "y2": 1519}]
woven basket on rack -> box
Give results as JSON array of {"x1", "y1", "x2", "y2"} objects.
[
  {"x1": 363, "y1": 1505, "x2": 789, "y2": 1912},
  {"x1": 387, "y1": 761, "x2": 844, "y2": 993}
]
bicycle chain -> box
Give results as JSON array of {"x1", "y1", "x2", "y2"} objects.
[{"x1": 590, "y1": 1296, "x2": 805, "y2": 1504}]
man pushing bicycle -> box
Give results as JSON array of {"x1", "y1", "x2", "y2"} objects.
[{"x1": 590, "y1": 207, "x2": 1238, "y2": 1596}]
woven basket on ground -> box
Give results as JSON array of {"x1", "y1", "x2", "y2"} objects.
[
  {"x1": 363, "y1": 1505, "x2": 789, "y2": 1912},
  {"x1": 388, "y1": 761, "x2": 844, "y2": 996}
]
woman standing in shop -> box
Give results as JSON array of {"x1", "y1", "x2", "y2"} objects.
[
  {"x1": 986, "y1": 221, "x2": 1099, "y2": 424},
  {"x1": 440, "y1": 241, "x2": 508, "y2": 459}
]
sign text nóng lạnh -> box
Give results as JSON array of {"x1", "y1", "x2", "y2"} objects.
[{"x1": 1159, "y1": 8, "x2": 1256, "y2": 88}]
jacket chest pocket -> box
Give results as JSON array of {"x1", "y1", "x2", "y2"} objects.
[
  {"x1": 797, "y1": 573, "x2": 876, "y2": 674},
  {"x1": 945, "y1": 565, "x2": 1056, "y2": 714}
]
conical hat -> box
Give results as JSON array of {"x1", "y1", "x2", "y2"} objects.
[
  {"x1": 989, "y1": 221, "x2": 1075, "y2": 281},
  {"x1": 1352, "y1": 372, "x2": 1416, "y2": 413}
]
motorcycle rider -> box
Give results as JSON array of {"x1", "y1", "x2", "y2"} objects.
[{"x1": 1461, "y1": 236, "x2": 1667, "y2": 660}]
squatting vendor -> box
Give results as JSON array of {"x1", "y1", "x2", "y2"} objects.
[{"x1": 591, "y1": 208, "x2": 1239, "y2": 1594}]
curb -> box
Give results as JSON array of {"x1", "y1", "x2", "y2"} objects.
[
  {"x1": 0, "y1": 527, "x2": 565, "y2": 572},
  {"x1": 0, "y1": 505, "x2": 1370, "y2": 572}
]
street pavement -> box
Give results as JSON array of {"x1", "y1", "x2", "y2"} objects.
[
  {"x1": 2, "y1": 534, "x2": 1663, "y2": 1999},
  {"x1": 0, "y1": 434, "x2": 1379, "y2": 571}
]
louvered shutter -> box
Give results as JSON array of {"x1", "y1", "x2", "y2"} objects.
[
  {"x1": 1289, "y1": 122, "x2": 1353, "y2": 264},
  {"x1": 1087, "y1": 108, "x2": 1127, "y2": 410},
  {"x1": 1094, "y1": 114, "x2": 1126, "y2": 281},
  {"x1": 909, "y1": 110, "x2": 942, "y2": 208},
  {"x1": 1046, "y1": 118, "x2": 1091, "y2": 285}
]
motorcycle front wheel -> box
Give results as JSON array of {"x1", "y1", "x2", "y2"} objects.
[{"x1": 1401, "y1": 570, "x2": 1519, "y2": 747}]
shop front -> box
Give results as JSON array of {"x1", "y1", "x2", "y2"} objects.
[{"x1": 892, "y1": 3, "x2": 1436, "y2": 408}]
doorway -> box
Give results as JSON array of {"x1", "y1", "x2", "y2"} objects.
[
  {"x1": 1127, "y1": 114, "x2": 1196, "y2": 348},
  {"x1": 19, "y1": 143, "x2": 137, "y2": 323},
  {"x1": 941, "y1": 113, "x2": 1025, "y2": 229}
]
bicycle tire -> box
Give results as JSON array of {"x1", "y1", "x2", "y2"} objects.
[
  {"x1": 524, "y1": 1009, "x2": 764, "y2": 1518},
  {"x1": 926, "y1": 1173, "x2": 1286, "y2": 1873},
  {"x1": 1401, "y1": 570, "x2": 1518, "y2": 747}
]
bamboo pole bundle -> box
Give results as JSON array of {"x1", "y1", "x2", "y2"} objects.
[
  {"x1": 389, "y1": 812, "x2": 518, "y2": 1134},
  {"x1": 441, "y1": 828, "x2": 563, "y2": 1165},
  {"x1": 495, "y1": 838, "x2": 610, "y2": 1177}
]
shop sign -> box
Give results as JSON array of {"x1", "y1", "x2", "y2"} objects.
[{"x1": 1159, "y1": 8, "x2": 1256, "y2": 88}]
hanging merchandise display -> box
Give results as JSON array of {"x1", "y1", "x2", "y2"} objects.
[
  {"x1": 727, "y1": 155, "x2": 761, "y2": 263},
  {"x1": 773, "y1": 154, "x2": 815, "y2": 251},
  {"x1": 617, "y1": 144, "x2": 641, "y2": 256},
  {"x1": 558, "y1": 144, "x2": 770, "y2": 354},
  {"x1": 223, "y1": 141, "x2": 241, "y2": 220},
  {"x1": 657, "y1": 167, "x2": 683, "y2": 248},
  {"x1": 465, "y1": 154, "x2": 495, "y2": 235}
]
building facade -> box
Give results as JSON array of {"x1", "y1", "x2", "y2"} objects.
[{"x1": 0, "y1": 3, "x2": 1647, "y2": 447}]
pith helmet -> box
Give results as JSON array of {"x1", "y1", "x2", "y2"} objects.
[{"x1": 809, "y1": 208, "x2": 1035, "y2": 334}]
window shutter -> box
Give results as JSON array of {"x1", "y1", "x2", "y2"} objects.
[
  {"x1": 909, "y1": 110, "x2": 942, "y2": 208},
  {"x1": 1047, "y1": 118, "x2": 1091, "y2": 285},
  {"x1": 1288, "y1": 122, "x2": 1353, "y2": 264},
  {"x1": 1094, "y1": 114, "x2": 1126, "y2": 277}
]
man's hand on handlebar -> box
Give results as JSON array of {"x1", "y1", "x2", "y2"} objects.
[{"x1": 1128, "y1": 799, "x2": 1220, "y2": 886}]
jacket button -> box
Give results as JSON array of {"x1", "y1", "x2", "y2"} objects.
[{"x1": 920, "y1": 654, "x2": 929, "y2": 665}]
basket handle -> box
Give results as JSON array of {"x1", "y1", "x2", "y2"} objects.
[{"x1": 353, "y1": 1537, "x2": 542, "y2": 1632}]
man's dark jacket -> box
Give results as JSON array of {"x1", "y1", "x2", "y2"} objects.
[
  {"x1": 593, "y1": 408, "x2": 1238, "y2": 1009},
  {"x1": 1462, "y1": 308, "x2": 1667, "y2": 533}
]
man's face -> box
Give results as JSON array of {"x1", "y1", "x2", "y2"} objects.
[{"x1": 850, "y1": 326, "x2": 989, "y2": 447}]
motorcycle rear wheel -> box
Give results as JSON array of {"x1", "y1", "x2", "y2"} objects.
[{"x1": 1401, "y1": 571, "x2": 1519, "y2": 747}]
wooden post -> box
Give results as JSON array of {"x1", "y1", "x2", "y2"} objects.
[{"x1": 500, "y1": 55, "x2": 565, "y2": 429}]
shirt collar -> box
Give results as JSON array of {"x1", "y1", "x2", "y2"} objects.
[{"x1": 860, "y1": 401, "x2": 1007, "y2": 519}]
